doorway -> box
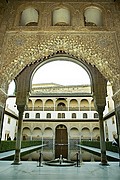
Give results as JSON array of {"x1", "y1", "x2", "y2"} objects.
[{"x1": 55, "y1": 124, "x2": 68, "y2": 159}]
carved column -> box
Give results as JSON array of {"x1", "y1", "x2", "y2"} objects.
[
  {"x1": 12, "y1": 66, "x2": 31, "y2": 165},
  {"x1": 92, "y1": 66, "x2": 108, "y2": 165},
  {"x1": 12, "y1": 105, "x2": 25, "y2": 164},
  {"x1": 97, "y1": 106, "x2": 108, "y2": 165}
]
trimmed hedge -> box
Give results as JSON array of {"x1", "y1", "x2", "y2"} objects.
[
  {"x1": 0, "y1": 140, "x2": 42, "y2": 153},
  {"x1": 81, "y1": 141, "x2": 118, "y2": 153}
]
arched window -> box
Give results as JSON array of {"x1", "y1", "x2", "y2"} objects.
[
  {"x1": 52, "y1": 8, "x2": 71, "y2": 26},
  {"x1": 58, "y1": 113, "x2": 61, "y2": 118},
  {"x1": 62, "y1": 113, "x2": 65, "y2": 118},
  {"x1": 25, "y1": 113, "x2": 29, "y2": 118},
  {"x1": 72, "y1": 113, "x2": 76, "y2": 118},
  {"x1": 83, "y1": 113, "x2": 87, "y2": 118},
  {"x1": 20, "y1": 7, "x2": 39, "y2": 26},
  {"x1": 46, "y1": 113, "x2": 51, "y2": 118},
  {"x1": 94, "y1": 113, "x2": 98, "y2": 118},
  {"x1": 84, "y1": 6, "x2": 103, "y2": 26},
  {"x1": 36, "y1": 113, "x2": 40, "y2": 118}
]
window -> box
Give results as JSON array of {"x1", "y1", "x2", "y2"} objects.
[
  {"x1": 46, "y1": 113, "x2": 51, "y2": 118},
  {"x1": 25, "y1": 113, "x2": 29, "y2": 118},
  {"x1": 20, "y1": 8, "x2": 39, "y2": 26},
  {"x1": 112, "y1": 117, "x2": 115, "y2": 124},
  {"x1": 36, "y1": 113, "x2": 40, "y2": 118},
  {"x1": 72, "y1": 113, "x2": 76, "y2": 118},
  {"x1": 62, "y1": 113, "x2": 65, "y2": 118},
  {"x1": 83, "y1": 113, "x2": 87, "y2": 118},
  {"x1": 8, "y1": 118, "x2": 11, "y2": 124},
  {"x1": 58, "y1": 113, "x2": 61, "y2": 118},
  {"x1": 58, "y1": 113, "x2": 65, "y2": 118},
  {"x1": 94, "y1": 113, "x2": 98, "y2": 118},
  {"x1": 52, "y1": 8, "x2": 70, "y2": 26}
]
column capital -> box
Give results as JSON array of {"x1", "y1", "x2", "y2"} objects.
[
  {"x1": 95, "y1": 105, "x2": 105, "y2": 115},
  {"x1": 17, "y1": 105, "x2": 25, "y2": 113}
]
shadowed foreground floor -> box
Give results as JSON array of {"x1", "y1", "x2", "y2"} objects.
[{"x1": 0, "y1": 161, "x2": 120, "y2": 180}]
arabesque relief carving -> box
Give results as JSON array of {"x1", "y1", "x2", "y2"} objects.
[{"x1": 0, "y1": 32, "x2": 120, "y2": 88}]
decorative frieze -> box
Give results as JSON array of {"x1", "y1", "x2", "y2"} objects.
[{"x1": 0, "y1": 31, "x2": 119, "y2": 87}]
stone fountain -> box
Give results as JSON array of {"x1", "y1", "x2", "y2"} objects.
[{"x1": 44, "y1": 155, "x2": 76, "y2": 167}]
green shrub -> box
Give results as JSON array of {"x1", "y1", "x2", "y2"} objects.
[
  {"x1": 0, "y1": 140, "x2": 42, "y2": 153},
  {"x1": 80, "y1": 141, "x2": 118, "y2": 153}
]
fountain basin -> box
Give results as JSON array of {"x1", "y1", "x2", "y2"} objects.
[{"x1": 44, "y1": 159, "x2": 76, "y2": 167}]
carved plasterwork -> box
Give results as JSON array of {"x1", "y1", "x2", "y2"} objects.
[
  {"x1": 112, "y1": 89, "x2": 120, "y2": 108},
  {"x1": 0, "y1": 88, "x2": 8, "y2": 107},
  {"x1": 0, "y1": 32, "x2": 120, "y2": 88}
]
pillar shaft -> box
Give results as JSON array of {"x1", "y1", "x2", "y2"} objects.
[
  {"x1": 99, "y1": 111, "x2": 107, "y2": 165},
  {"x1": 12, "y1": 105, "x2": 25, "y2": 165}
]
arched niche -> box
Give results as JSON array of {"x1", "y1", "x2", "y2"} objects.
[
  {"x1": 84, "y1": 6, "x2": 103, "y2": 26},
  {"x1": 57, "y1": 102, "x2": 66, "y2": 111},
  {"x1": 70, "y1": 127, "x2": 79, "y2": 138},
  {"x1": 81, "y1": 127, "x2": 90, "y2": 140},
  {"x1": 34, "y1": 99, "x2": 43, "y2": 110},
  {"x1": 43, "y1": 127, "x2": 53, "y2": 138},
  {"x1": 52, "y1": 7, "x2": 71, "y2": 26},
  {"x1": 69, "y1": 99, "x2": 79, "y2": 111},
  {"x1": 32, "y1": 127, "x2": 42, "y2": 140},
  {"x1": 92, "y1": 127, "x2": 100, "y2": 140},
  {"x1": 20, "y1": 7, "x2": 39, "y2": 26},
  {"x1": 80, "y1": 99, "x2": 89, "y2": 111},
  {"x1": 56, "y1": 98, "x2": 67, "y2": 111},
  {"x1": 22, "y1": 127, "x2": 31, "y2": 140},
  {"x1": 44, "y1": 99, "x2": 54, "y2": 111}
]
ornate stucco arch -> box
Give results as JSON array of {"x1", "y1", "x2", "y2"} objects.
[{"x1": 1, "y1": 33, "x2": 120, "y2": 94}]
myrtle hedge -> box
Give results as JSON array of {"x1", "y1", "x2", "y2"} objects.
[
  {"x1": 0, "y1": 140, "x2": 42, "y2": 153},
  {"x1": 81, "y1": 141, "x2": 118, "y2": 153}
]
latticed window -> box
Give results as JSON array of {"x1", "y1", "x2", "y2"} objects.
[
  {"x1": 62, "y1": 113, "x2": 65, "y2": 118},
  {"x1": 25, "y1": 113, "x2": 29, "y2": 118},
  {"x1": 58, "y1": 113, "x2": 65, "y2": 118},
  {"x1": 94, "y1": 113, "x2": 98, "y2": 118},
  {"x1": 83, "y1": 113, "x2": 87, "y2": 118},
  {"x1": 72, "y1": 113, "x2": 76, "y2": 118},
  {"x1": 58, "y1": 113, "x2": 61, "y2": 118},
  {"x1": 36, "y1": 113, "x2": 40, "y2": 118},
  {"x1": 46, "y1": 113, "x2": 51, "y2": 118}
]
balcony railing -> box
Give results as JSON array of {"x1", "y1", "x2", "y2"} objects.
[{"x1": 26, "y1": 106, "x2": 95, "y2": 111}]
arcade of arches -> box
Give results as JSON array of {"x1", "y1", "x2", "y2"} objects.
[{"x1": 0, "y1": 0, "x2": 120, "y2": 166}]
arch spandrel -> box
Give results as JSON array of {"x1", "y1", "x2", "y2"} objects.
[{"x1": 0, "y1": 32, "x2": 120, "y2": 90}]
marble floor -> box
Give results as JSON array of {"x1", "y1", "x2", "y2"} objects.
[{"x1": 0, "y1": 161, "x2": 120, "y2": 180}]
